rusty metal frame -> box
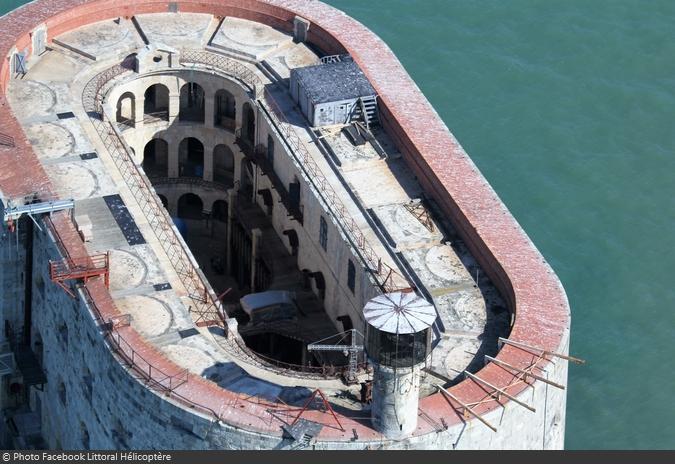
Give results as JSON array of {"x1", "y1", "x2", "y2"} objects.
[
  {"x1": 49, "y1": 252, "x2": 110, "y2": 298},
  {"x1": 289, "y1": 389, "x2": 344, "y2": 432},
  {"x1": 403, "y1": 201, "x2": 434, "y2": 232}
]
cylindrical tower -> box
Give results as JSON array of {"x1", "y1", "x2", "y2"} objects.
[{"x1": 364, "y1": 292, "x2": 436, "y2": 439}]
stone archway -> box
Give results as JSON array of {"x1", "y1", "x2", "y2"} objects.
[
  {"x1": 177, "y1": 193, "x2": 203, "y2": 220},
  {"x1": 178, "y1": 137, "x2": 204, "y2": 178},
  {"x1": 213, "y1": 144, "x2": 234, "y2": 186},
  {"x1": 143, "y1": 138, "x2": 168, "y2": 178},
  {"x1": 214, "y1": 89, "x2": 236, "y2": 130},
  {"x1": 144, "y1": 83, "x2": 169, "y2": 121},
  {"x1": 179, "y1": 82, "x2": 205, "y2": 123},
  {"x1": 116, "y1": 92, "x2": 135, "y2": 128}
]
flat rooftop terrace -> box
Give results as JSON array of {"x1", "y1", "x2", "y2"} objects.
[
  {"x1": 6, "y1": 11, "x2": 507, "y2": 412},
  {"x1": 0, "y1": 1, "x2": 570, "y2": 445}
]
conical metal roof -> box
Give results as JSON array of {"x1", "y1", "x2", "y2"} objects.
[{"x1": 363, "y1": 292, "x2": 436, "y2": 334}]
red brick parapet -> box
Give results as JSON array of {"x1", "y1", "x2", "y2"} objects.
[{"x1": 0, "y1": 0, "x2": 570, "y2": 440}]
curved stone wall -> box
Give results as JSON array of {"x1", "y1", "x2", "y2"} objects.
[{"x1": 0, "y1": 0, "x2": 571, "y2": 449}]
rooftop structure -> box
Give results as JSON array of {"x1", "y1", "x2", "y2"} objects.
[
  {"x1": 0, "y1": 0, "x2": 572, "y2": 450},
  {"x1": 292, "y1": 59, "x2": 375, "y2": 105},
  {"x1": 290, "y1": 59, "x2": 378, "y2": 127}
]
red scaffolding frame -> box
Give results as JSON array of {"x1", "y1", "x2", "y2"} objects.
[{"x1": 49, "y1": 252, "x2": 110, "y2": 298}]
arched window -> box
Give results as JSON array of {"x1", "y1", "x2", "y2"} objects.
[
  {"x1": 242, "y1": 102, "x2": 255, "y2": 146},
  {"x1": 347, "y1": 259, "x2": 356, "y2": 293},
  {"x1": 144, "y1": 84, "x2": 169, "y2": 121},
  {"x1": 177, "y1": 193, "x2": 203, "y2": 220},
  {"x1": 116, "y1": 92, "x2": 135, "y2": 128},
  {"x1": 212, "y1": 200, "x2": 228, "y2": 222},
  {"x1": 213, "y1": 144, "x2": 234, "y2": 186},
  {"x1": 178, "y1": 137, "x2": 204, "y2": 178},
  {"x1": 214, "y1": 89, "x2": 236, "y2": 130},
  {"x1": 267, "y1": 134, "x2": 274, "y2": 167},
  {"x1": 143, "y1": 138, "x2": 168, "y2": 178},
  {"x1": 312, "y1": 271, "x2": 326, "y2": 300},
  {"x1": 240, "y1": 158, "x2": 254, "y2": 200},
  {"x1": 179, "y1": 82, "x2": 205, "y2": 122}
]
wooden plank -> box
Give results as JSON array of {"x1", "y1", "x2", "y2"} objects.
[
  {"x1": 464, "y1": 371, "x2": 536, "y2": 413},
  {"x1": 436, "y1": 384, "x2": 497, "y2": 432},
  {"x1": 485, "y1": 355, "x2": 566, "y2": 390},
  {"x1": 499, "y1": 337, "x2": 586, "y2": 364}
]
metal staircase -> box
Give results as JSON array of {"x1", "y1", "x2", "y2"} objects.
[{"x1": 354, "y1": 96, "x2": 378, "y2": 129}]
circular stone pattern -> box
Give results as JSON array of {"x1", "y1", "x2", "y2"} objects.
[
  {"x1": 451, "y1": 290, "x2": 487, "y2": 330},
  {"x1": 117, "y1": 295, "x2": 172, "y2": 337},
  {"x1": 24, "y1": 122, "x2": 75, "y2": 159},
  {"x1": 284, "y1": 47, "x2": 320, "y2": 69},
  {"x1": 140, "y1": 14, "x2": 207, "y2": 37},
  {"x1": 162, "y1": 344, "x2": 215, "y2": 375},
  {"x1": 6, "y1": 80, "x2": 55, "y2": 118},
  {"x1": 66, "y1": 22, "x2": 130, "y2": 49},
  {"x1": 109, "y1": 249, "x2": 147, "y2": 291},
  {"x1": 424, "y1": 245, "x2": 469, "y2": 283},
  {"x1": 221, "y1": 18, "x2": 285, "y2": 47},
  {"x1": 394, "y1": 206, "x2": 435, "y2": 240},
  {"x1": 49, "y1": 163, "x2": 98, "y2": 199}
]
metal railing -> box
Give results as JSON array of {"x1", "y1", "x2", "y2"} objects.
[
  {"x1": 259, "y1": 88, "x2": 410, "y2": 293},
  {"x1": 76, "y1": 284, "x2": 225, "y2": 422},
  {"x1": 82, "y1": 65, "x2": 227, "y2": 328},
  {"x1": 224, "y1": 334, "x2": 367, "y2": 381},
  {"x1": 105, "y1": 329, "x2": 189, "y2": 392},
  {"x1": 143, "y1": 110, "x2": 169, "y2": 123},
  {"x1": 77, "y1": 52, "x2": 408, "y2": 390},
  {"x1": 178, "y1": 49, "x2": 411, "y2": 293},
  {"x1": 0, "y1": 132, "x2": 15, "y2": 147},
  {"x1": 179, "y1": 49, "x2": 261, "y2": 93},
  {"x1": 148, "y1": 176, "x2": 232, "y2": 192},
  {"x1": 49, "y1": 252, "x2": 110, "y2": 297},
  {"x1": 81, "y1": 57, "x2": 134, "y2": 116}
]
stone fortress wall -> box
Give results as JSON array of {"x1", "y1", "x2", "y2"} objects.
[{"x1": 0, "y1": 0, "x2": 571, "y2": 450}]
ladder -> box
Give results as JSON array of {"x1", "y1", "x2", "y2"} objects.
[{"x1": 355, "y1": 96, "x2": 378, "y2": 129}]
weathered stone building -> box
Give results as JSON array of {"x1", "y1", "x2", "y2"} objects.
[{"x1": 0, "y1": 0, "x2": 571, "y2": 450}]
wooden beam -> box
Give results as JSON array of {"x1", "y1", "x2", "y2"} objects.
[
  {"x1": 485, "y1": 355, "x2": 566, "y2": 390},
  {"x1": 464, "y1": 371, "x2": 536, "y2": 413},
  {"x1": 499, "y1": 337, "x2": 586, "y2": 364},
  {"x1": 435, "y1": 384, "x2": 497, "y2": 432},
  {"x1": 423, "y1": 367, "x2": 453, "y2": 385}
]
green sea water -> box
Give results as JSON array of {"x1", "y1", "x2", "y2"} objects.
[{"x1": 2, "y1": 0, "x2": 674, "y2": 450}]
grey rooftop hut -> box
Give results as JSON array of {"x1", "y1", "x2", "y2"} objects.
[{"x1": 290, "y1": 59, "x2": 378, "y2": 127}]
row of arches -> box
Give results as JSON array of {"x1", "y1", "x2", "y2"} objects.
[
  {"x1": 157, "y1": 193, "x2": 228, "y2": 222},
  {"x1": 116, "y1": 82, "x2": 255, "y2": 137},
  {"x1": 143, "y1": 138, "x2": 236, "y2": 184}
]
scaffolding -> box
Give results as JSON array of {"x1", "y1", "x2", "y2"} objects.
[
  {"x1": 49, "y1": 252, "x2": 110, "y2": 298},
  {"x1": 288, "y1": 389, "x2": 344, "y2": 432},
  {"x1": 403, "y1": 200, "x2": 435, "y2": 232}
]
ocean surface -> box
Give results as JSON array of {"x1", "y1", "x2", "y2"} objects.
[{"x1": 2, "y1": 0, "x2": 674, "y2": 450}]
